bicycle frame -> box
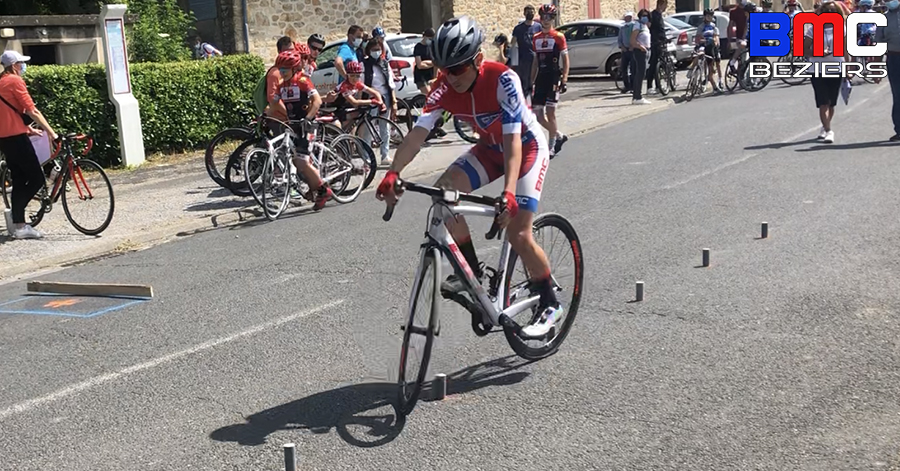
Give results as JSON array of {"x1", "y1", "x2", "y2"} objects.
[
  {"x1": 45, "y1": 135, "x2": 93, "y2": 204},
  {"x1": 408, "y1": 198, "x2": 542, "y2": 331}
]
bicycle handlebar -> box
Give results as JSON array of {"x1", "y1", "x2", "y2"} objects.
[{"x1": 382, "y1": 178, "x2": 503, "y2": 239}]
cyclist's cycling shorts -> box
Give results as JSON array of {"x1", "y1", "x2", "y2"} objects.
[
  {"x1": 451, "y1": 139, "x2": 549, "y2": 213},
  {"x1": 532, "y1": 73, "x2": 561, "y2": 108}
]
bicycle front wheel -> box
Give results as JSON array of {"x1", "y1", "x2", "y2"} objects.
[
  {"x1": 61, "y1": 159, "x2": 115, "y2": 235},
  {"x1": 502, "y1": 213, "x2": 584, "y2": 360},
  {"x1": 205, "y1": 127, "x2": 253, "y2": 188},
  {"x1": 260, "y1": 153, "x2": 291, "y2": 221},
  {"x1": 323, "y1": 134, "x2": 369, "y2": 204},
  {"x1": 453, "y1": 116, "x2": 479, "y2": 144},
  {"x1": 397, "y1": 246, "x2": 440, "y2": 416}
]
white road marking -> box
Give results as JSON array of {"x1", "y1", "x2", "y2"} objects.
[
  {"x1": 0, "y1": 300, "x2": 344, "y2": 421},
  {"x1": 661, "y1": 84, "x2": 885, "y2": 191}
]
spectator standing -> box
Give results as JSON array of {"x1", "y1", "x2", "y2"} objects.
[
  {"x1": 0, "y1": 50, "x2": 57, "y2": 239},
  {"x1": 512, "y1": 5, "x2": 542, "y2": 103},
  {"x1": 631, "y1": 10, "x2": 652, "y2": 104},
  {"x1": 806, "y1": 0, "x2": 849, "y2": 143},
  {"x1": 413, "y1": 28, "x2": 436, "y2": 95},
  {"x1": 362, "y1": 40, "x2": 397, "y2": 165},
  {"x1": 876, "y1": 0, "x2": 900, "y2": 140},
  {"x1": 493, "y1": 34, "x2": 511, "y2": 65},
  {"x1": 194, "y1": 37, "x2": 222, "y2": 59},
  {"x1": 647, "y1": 0, "x2": 667, "y2": 95},
  {"x1": 371, "y1": 27, "x2": 393, "y2": 61},
  {"x1": 617, "y1": 11, "x2": 636, "y2": 93},
  {"x1": 335, "y1": 25, "x2": 364, "y2": 84}
]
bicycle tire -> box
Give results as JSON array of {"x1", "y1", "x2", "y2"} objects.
[
  {"x1": 501, "y1": 213, "x2": 584, "y2": 360},
  {"x1": 778, "y1": 55, "x2": 809, "y2": 86},
  {"x1": 224, "y1": 137, "x2": 264, "y2": 197},
  {"x1": 665, "y1": 59, "x2": 678, "y2": 92},
  {"x1": 325, "y1": 133, "x2": 376, "y2": 197},
  {"x1": 324, "y1": 134, "x2": 367, "y2": 204},
  {"x1": 395, "y1": 98, "x2": 421, "y2": 133},
  {"x1": 1, "y1": 165, "x2": 47, "y2": 228},
  {"x1": 453, "y1": 116, "x2": 479, "y2": 144},
  {"x1": 260, "y1": 152, "x2": 290, "y2": 221},
  {"x1": 244, "y1": 147, "x2": 271, "y2": 209},
  {"x1": 613, "y1": 64, "x2": 624, "y2": 92},
  {"x1": 397, "y1": 246, "x2": 440, "y2": 416},
  {"x1": 61, "y1": 159, "x2": 115, "y2": 235},
  {"x1": 354, "y1": 115, "x2": 406, "y2": 163},
  {"x1": 204, "y1": 127, "x2": 253, "y2": 188},
  {"x1": 742, "y1": 57, "x2": 771, "y2": 92}
]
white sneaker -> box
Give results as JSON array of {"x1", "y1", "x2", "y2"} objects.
[
  {"x1": 823, "y1": 130, "x2": 834, "y2": 143},
  {"x1": 521, "y1": 304, "x2": 564, "y2": 338},
  {"x1": 817, "y1": 127, "x2": 828, "y2": 140},
  {"x1": 3, "y1": 209, "x2": 12, "y2": 236},
  {"x1": 13, "y1": 224, "x2": 43, "y2": 239},
  {"x1": 647, "y1": 88, "x2": 657, "y2": 95},
  {"x1": 633, "y1": 98, "x2": 651, "y2": 105},
  {"x1": 381, "y1": 157, "x2": 393, "y2": 166}
]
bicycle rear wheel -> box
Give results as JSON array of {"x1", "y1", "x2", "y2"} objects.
[
  {"x1": 1, "y1": 165, "x2": 48, "y2": 229},
  {"x1": 260, "y1": 153, "x2": 291, "y2": 221},
  {"x1": 778, "y1": 54, "x2": 809, "y2": 86},
  {"x1": 323, "y1": 134, "x2": 368, "y2": 204},
  {"x1": 61, "y1": 159, "x2": 115, "y2": 235},
  {"x1": 205, "y1": 127, "x2": 253, "y2": 188},
  {"x1": 354, "y1": 115, "x2": 406, "y2": 163},
  {"x1": 224, "y1": 138, "x2": 264, "y2": 197},
  {"x1": 502, "y1": 213, "x2": 584, "y2": 360},
  {"x1": 397, "y1": 246, "x2": 440, "y2": 416}
]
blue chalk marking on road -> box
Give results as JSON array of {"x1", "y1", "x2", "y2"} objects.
[{"x1": 0, "y1": 296, "x2": 147, "y2": 318}]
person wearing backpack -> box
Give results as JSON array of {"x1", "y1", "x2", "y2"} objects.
[
  {"x1": 253, "y1": 37, "x2": 296, "y2": 116},
  {"x1": 194, "y1": 37, "x2": 222, "y2": 59},
  {"x1": 0, "y1": 50, "x2": 57, "y2": 239}
]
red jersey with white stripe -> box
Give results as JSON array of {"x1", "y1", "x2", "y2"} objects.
[
  {"x1": 533, "y1": 29, "x2": 568, "y2": 75},
  {"x1": 415, "y1": 60, "x2": 546, "y2": 155}
]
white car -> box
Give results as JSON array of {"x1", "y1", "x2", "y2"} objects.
[
  {"x1": 668, "y1": 11, "x2": 733, "y2": 56},
  {"x1": 310, "y1": 33, "x2": 424, "y2": 102}
]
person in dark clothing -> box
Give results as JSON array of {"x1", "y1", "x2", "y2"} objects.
[
  {"x1": 512, "y1": 5, "x2": 542, "y2": 105},
  {"x1": 647, "y1": 0, "x2": 668, "y2": 94}
]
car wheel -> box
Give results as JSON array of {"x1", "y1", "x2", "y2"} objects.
[{"x1": 605, "y1": 53, "x2": 621, "y2": 76}]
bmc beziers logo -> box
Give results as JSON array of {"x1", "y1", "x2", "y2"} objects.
[{"x1": 747, "y1": 12, "x2": 887, "y2": 79}]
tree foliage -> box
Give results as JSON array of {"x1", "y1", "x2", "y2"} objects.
[{"x1": 125, "y1": 0, "x2": 194, "y2": 63}]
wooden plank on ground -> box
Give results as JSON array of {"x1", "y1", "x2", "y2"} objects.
[{"x1": 27, "y1": 281, "x2": 153, "y2": 298}]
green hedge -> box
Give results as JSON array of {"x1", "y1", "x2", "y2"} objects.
[{"x1": 24, "y1": 55, "x2": 265, "y2": 167}]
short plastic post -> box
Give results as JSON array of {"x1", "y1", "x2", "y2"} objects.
[
  {"x1": 635, "y1": 281, "x2": 644, "y2": 302},
  {"x1": 284, "y1": 443, "x2": 297, "y2": 471},
  {"x1": 761, "y1": 222, "x2": 768, "y2": 239},
  {"x1": 702, "y1": 248, "x2": 710, "y2": 267},
  {"x1": 435, "y1": 373, "x2": 447, "y2": 400}
]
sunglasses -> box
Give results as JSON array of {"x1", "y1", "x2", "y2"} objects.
[
  {"x1": 541, "y1": 14, "x2": 555, "y2": 20},
  {"x1": 443, "y1": 61, "x2": 474, "y2": 76}
]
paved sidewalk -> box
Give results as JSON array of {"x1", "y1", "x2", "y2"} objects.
[{"x1": 0, "y1": 80, "x2": 674, "y2": 281}]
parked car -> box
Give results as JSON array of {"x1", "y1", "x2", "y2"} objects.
[
  {"x1": 664, "y1": 17, "x2": 698, "y2": 66},
  {"x1": 556, "y1": 19, "x2": 678, "y2": 76},
  {"x1": 310, "y1": 33, "x2": 423, "y2": 102},
  {"x1": 669, "y1": 11, "x2": 732, "y2": 57}
]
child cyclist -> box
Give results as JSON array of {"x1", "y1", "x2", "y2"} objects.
[
  {"x1": 333, "y1": 60, "x2": 387, "y2": 129},
  {"x1": 688, "y1": 9, "x2": 723, "y2": 93}
]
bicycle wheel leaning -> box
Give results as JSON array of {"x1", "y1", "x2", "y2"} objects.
[
  {"x1": 260, "y1": 152, "x2": 291, "y2": 221},
  {"x1": 61, "y1": 159, "x2": 115, "y2": 235},
  {"x1": 0, "y1": 166, "x2": 47, "y2": 228},
  {"x1": 224, "y1": 138, "x2": 265, "y2": 197},
  {"x1": 397, "y1": 246, "x2": 440, "y2": 416},
  {"x1": 502, "y1": 213, "x2": 584, "y2": 360},
  {"x1": 204, "y1": 127, "x2": 254, "y2": 188}
]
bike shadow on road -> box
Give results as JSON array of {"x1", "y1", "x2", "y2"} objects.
[
  {"x1": 208, "y1": 354, "x2": 533, "y2": 449},
  {"x1": 793, "y1": 140, "x2": 900, "y2": 152},
  {"x1": 744, "y1": 137, "x2": 820, "y2": 151}
]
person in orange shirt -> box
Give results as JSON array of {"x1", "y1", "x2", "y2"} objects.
[{"x1": 0, "y1": 50, "x2": 57, "y2": 239}]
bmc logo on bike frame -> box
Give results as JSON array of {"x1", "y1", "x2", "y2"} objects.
[{"x1": 747, "y1": 12, "x2": 887, "y2": 78}]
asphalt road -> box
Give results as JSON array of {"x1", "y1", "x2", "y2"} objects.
[{"x1": 2, "y1": 79, "x2": 900, "y2": 470}]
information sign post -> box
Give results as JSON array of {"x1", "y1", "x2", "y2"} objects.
[{"x1": 99, "y1": 4, "x2": 145, "y2": 167}]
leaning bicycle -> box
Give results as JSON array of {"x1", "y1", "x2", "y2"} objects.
[
  {"x1": 383, "y1": 179, "x2": 584, "y2": 416},
  {"x1": 2, "y1": 133, "x2": 114, "y2": 236}
]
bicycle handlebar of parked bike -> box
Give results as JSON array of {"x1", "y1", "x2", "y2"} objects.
[
  {"x1": 53, "y1": 133, "x2": 93, "y2": 156},
  {"x1": 382, "y1": 178, "x2": 504, "y2": 239}
]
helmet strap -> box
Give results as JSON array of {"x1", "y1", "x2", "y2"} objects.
[{"x1": 465, "y1": 61, "x2": 480, "y2": 93}]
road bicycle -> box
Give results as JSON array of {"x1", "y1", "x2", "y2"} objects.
[
  {"x1": 382, "y1": 179, "x2": 584, "y2": 416},
  {"x1": 345, "y1": 104, "x2": 406, "y2": 162},
  {"x1": 684, "y1": 50, "x2": 710, "y2": 102},
  {"x1": 724, "y1": 43, "x2": 771, "y2": 93},
  {"x1": 204, "y1": 101, "x2": 260, "y2": 189},
  {"x1": 655, "y1": 43, "x2": 678, "y2": 96},
  {"x1": 248, "y1": 118, "x2": 373, "y2": 220},
  {"x1": 1, "y1": 133, "x2": 114, "y2": 236}
]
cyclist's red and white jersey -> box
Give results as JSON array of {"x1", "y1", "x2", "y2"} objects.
[
  {"x1": 415, "y1": 60, "x2": 546, "y2": 154},
  {"x1": 533, "y1": 29, "x2": 568, "y2": 75}
]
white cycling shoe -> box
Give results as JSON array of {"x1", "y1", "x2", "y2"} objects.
[{"x1": 521, "y1": 304, "x2": 564, "y2": 338}]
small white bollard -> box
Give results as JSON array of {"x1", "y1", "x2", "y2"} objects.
[
  {"x1": 283, "y1": 443, "x2": 297, "y2": 471},
  {"x1": 434, "y1": 373, "x2": 447, "y2": 400}
]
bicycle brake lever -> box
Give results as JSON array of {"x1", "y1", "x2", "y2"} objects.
[
  {"x1": 485, "y1": 220, "x2": 501, "y2": 240},
  {"x1": 383, "y1": 204, "x2": 395, "y2": 221}
]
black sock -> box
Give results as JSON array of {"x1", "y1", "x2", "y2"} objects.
[
  {"x1": 536, "y1": 276, "x2": 558, "y2": 308},
  {"x1": 457, "y1": 239, "x2": 481, "y2": 277}
]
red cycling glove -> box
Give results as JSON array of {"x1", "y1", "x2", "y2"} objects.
[
  {"x1": 377, "y1": 170, "x2": 400, "y2": 200},
  {"x1": 500, "y1": 190, "x2": 518, "y2": 219}
]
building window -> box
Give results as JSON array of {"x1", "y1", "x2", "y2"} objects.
[{"x1": 22, "y1": 44, "x2": 57, "y2": 65}]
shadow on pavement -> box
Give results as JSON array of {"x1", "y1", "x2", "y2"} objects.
[
  {"x1": 794, "y1": 140, "x2": 900, "y2": 152},
  {"x1": 208, "y1": 355, "x2": 532, "y2": 448},
  {"x1": 744, "y1": 137, "x2": 819, "y2": 151},
  {"x1": 185, "y1": 199, "x2": 256, "y2": 212}
]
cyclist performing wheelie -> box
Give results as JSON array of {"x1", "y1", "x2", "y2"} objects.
[
  {"x1": 376, "y1": 16, "x2": 564, "y2": 339},
  {"x1": 377, "y1": 16, "x2": 583, "y2": 416}
]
